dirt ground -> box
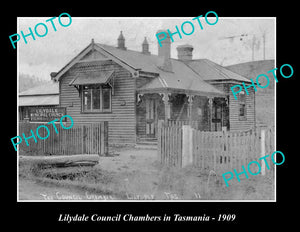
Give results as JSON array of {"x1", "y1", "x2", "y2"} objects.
[
  {"x1": 18, "y1": 147, "x2": 275, "y2": 201},
  {"x1": 19, "y1": 179, "x2": 88, "y2": 200}
]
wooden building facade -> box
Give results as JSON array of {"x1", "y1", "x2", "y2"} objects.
[
  {"x1": 19, "y1": 83, "x2": 60, "y2": 121},
  {"x1": 50, "y1": 31, "x2": 255, "y2": 146}
]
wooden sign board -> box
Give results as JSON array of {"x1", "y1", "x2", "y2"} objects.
[{"x1": 29, "y1": 107, "x2": 66, "y2": 122}]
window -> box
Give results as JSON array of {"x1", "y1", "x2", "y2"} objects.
[
  {"x1": 238, "y1": 91, "x2": 246, "y2": 120},
  {"x1": 102, "y1": 85, "x2": 111, "y2": 110},
  {"x1": 82, "y1": 84, "x2": 111, "y2": 112}
]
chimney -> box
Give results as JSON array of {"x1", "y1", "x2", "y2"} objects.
[
  {"x1": 156, "y1": 30, "x2": 172, "y2": 72},
  {"x1": 177, "y1": 44, "x2": 194, "y2": 61},
  {"x1": 142, "y1": 37, "x2": 150, "y2": 55},
  {"x1": 117, "y1": 31, "x2": 126, "y2": 50},
  {"x1": 50, "y1": 72, "x2": 58, "y2": 82}
]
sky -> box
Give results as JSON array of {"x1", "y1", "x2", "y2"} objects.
[{"x1": 17, "y1": 17, "x2": 275, "y2": 81}]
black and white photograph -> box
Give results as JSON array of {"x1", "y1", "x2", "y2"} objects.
[
  {"x1": 16, "y1": 16, "x2": 276, "y2": 202},
  {"x1": 5, "y1": 2, "x2": 299, "y2": 227}
]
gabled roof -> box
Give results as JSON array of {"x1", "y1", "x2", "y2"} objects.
[
  {"x1": 52, "y1": 42, "x2": 138, "y2": 81},
  {"x1": 96, "y1": 44, "x2": 224, "y2": 96},
  {"x1": 97, "y1": 44, "x2": 250, "y2": 83},
  {"x1": 96, "y1": 43, "x2": 161, "y2": 74},
  {"x1": 51, "y1": 40, "x2": 252, "y2": 97}
]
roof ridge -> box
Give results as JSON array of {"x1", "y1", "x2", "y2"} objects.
[
  {"x1": 97, "y1": 43, "x2": 149, "y2": 55},
  {"x1": 97, "y1": 43, "x2": 189, "y2": 61},
  {"x1": 95, "y1": 43, "x2": 139, "y2": 71}
]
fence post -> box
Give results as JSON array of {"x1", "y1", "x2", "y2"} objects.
[
  {"x1": 82, "y1": 124, "x2": 85, "y2": 154},
  {"x1": 43, "y1": 123, "x2": 46, "y2": 154},
  {"x1": 157, "y1": 120, "x2": 163, "y2": 163},
  {"x1": 104, "y1": 121, "x2": 109, "y2": 156},
  {"x1": 182, "y1": 125, "x2": 193, "y2": 167},
  {"x1": 261, "y1": 129, "x2": 266, "y2": 176}
]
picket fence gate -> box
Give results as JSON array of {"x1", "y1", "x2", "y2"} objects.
[{"x1": 157, "y1": 122, "x2": 275, "y2": 174}]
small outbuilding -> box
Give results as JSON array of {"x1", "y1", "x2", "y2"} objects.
[{"x1": 19, "y1": 82, "x2": 60, "y2": 121}]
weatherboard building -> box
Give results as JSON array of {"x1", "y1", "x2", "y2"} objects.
[{"x1": 47, "y1": 31, "x2": 255, "y2": 146}]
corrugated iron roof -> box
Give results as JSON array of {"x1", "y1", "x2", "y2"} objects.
[
  {"x1": 225, "y1": 60, "x2": 275, "y2": 79},
  {"x1": 97, "y1": 44, "x2": 250, "y2": 84},
  {"x1": 19, "y1": 82, "x2": 59, "y2": 96},
  {"x1": 97, "y1": 43, "x2": 159, "y2": 73},
  {"x1": 137, "y1": 59, "x2": 225, "y2": 96},
  {"x1": 97, "y1": 44, "x2": 225, "y2": 96},
  {"x1": 185, "y1": 59, "x2": 251, "y2": 83},
  {"x1": 19, "y1": 95, "x2": 59, "y2": 106},
  {"x1": 51, "y1": 41, "x2": 251, "y2": 97}
]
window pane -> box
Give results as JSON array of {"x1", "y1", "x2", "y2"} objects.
[
  {"x1": 83, "y1": 90, "x2": 91, "y2": 111},
  {"x1": 102, "y1": 87, "x2": 111, "y2": 110},
  {"x1": 216, "y1": 106, "x2": 221, "y2": 119},
  {"x1": 239, "y1": 104, "x2": 245, "y2": 116},
  {"x1": 92, "y1": 86, "x2": 100, "y2": 110}
]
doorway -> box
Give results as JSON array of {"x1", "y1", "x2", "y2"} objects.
[
  {"x1": 145, "y1": 98, "x2": 157, "y2": 138},
  {"x1": 211, "y1": 100, "x2": 229, "y2": 131}
]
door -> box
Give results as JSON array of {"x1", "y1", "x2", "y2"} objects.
[
  {"x1": 212, "y1": 104, "x2": 222, "y2": 131},
  {"x1": 145, "y1": 98, "x2": 157, "y2": 138},
  {"x1": 211, "y1": 101, "x2": 229, "y2": 131}
]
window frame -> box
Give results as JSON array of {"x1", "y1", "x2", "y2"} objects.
[
  {"x1": 238, "y1": 91, "x2": 246, "y2": 121},
  {"x1": 101, "y1": 84, "x2": 112, "y2": 112},
  {"x1": 81, "y1": 84, "x2": 112, "y2": 113}
]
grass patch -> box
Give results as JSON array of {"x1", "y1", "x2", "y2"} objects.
[
  {"x1": 19, "y1": 158, "x2": 127, "y2": 199},
  {"x1": 19, "y1": 154, "x2": 275, "y2": 201}
]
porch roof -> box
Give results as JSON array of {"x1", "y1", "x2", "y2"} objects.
[
  {"x1": 137, "y1": 78, "x2": 225, "y2": 96},
  {"x1": 137, "y1": 87, "x2": 225, "y2": 97},
  {"x1": 136, "y1": 59, "x2": 225, "y2": 97}
]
